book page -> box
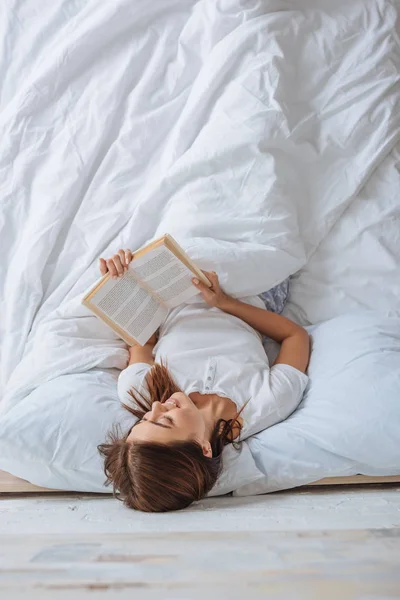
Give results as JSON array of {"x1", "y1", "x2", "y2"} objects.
[
  {"x1": 90, "y1": 273, "x2": 168, "y2": 345},
  {"x1": 131, "y1": 244, "x2": 200, "y2": 308}
]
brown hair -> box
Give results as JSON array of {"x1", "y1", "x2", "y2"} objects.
[{"x1": 98, "y1": 361, "x2": 242, "y2": 512}]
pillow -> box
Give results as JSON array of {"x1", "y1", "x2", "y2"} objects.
[
  {"x1": 235, "y1": 312, "x2": 400, "y2": 496},
  {"x1": 0, "y1": 369, "x2": 264, "y2": 497},
  {"x1": 259, "y1": 277, "x2": 290, "y2": 314}
]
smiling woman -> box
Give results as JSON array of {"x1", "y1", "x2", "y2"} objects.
[
  {"x1": 98, "y1": 257, "x2": 310, "y2": 513},
  {"x1": 128, "y1": 393, "x2": 213, "y2": 455},
  {"x1": 98, "y1": 362, "x2": 243, "y2": 512},
  {"x1": 128, "y1": 389, "x2": 243, "y2": 452}
]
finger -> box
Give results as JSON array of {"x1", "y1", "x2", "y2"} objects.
[
  {"x1": 202, "y1": 270, "x2": 218, "y2": 287},
  {"x1": 124, "y1": 249, "x2": 133, "y2": 266},
  {"x1": 118, "y1": 249, "x2": 132, "y2": 269},
  {"x1": 106, "y1": 259, "x2": 118, "y2": 279},
  {"x1": 113, "y1": 254, "x2": 125, "y2": 277},
  {"x1": 192, "y1": 277, "x2": 211, "y2": 293},
  {"x1": 117, "y1": 249, "x2": 128, "y2": 271},
  {"x1": 201, "y1": 269, "x2": 217, "y2": 279},
  {"x1": 99, "y1": 258, "x2": 108, "y2": 276}
]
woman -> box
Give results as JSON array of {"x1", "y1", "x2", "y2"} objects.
[{"x1": 98, "y1": 248, "x2": 311, "y2": 512}]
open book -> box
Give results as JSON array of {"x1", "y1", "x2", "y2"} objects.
[{"x1": 82, "y1": 234, "x2": 211, "y2": 346}]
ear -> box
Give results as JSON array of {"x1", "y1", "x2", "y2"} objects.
[{"x1": 201, "y1": 441, "x2": 212, "y2": 458}]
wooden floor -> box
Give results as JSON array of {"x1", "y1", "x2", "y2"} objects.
[
  {"x1": 1, "y1": 529, "x2": 399, "y2": 599},
  {"x1": 1, "y1": 485, "x2": 400, "y2": 598}
]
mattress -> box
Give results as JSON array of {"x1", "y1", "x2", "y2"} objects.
[{"x1": 2, "y1": 468, "x2": 400, "y2": 494}]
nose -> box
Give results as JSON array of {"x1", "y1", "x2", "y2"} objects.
[{"x1": 149, "y1": 401, "x2": 166, "y2": 418}]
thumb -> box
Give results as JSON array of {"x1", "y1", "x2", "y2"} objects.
[{"x1": 192, "y1": 276, "x2": 207, "y2": 290}]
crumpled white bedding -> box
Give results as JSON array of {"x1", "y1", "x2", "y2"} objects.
[
  {"x1": 1, "y1": 0, "x2": 400, "y2": 494},
  {"x1": 284, "y1": 143, "x2": 400, "y2": 325}
]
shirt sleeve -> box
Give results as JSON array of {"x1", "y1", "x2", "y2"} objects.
[
  {"x1": 241, "y1": 363, "x2": 309, "y2": 439},
  {"x1": 117, "y1": 362, "x2": 152, "y2": 405}
]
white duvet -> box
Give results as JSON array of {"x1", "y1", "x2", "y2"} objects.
[{"x1": 1, "y1": 0, "x2": 400, "y2": 494}]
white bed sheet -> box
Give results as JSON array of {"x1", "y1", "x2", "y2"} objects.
[{"x1": 1, "y1": 0, "x2": 400, "y2": 494}]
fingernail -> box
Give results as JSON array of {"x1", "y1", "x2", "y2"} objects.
[{"x1": 193, "y1": 278, "x2": 199, "y2": 284}]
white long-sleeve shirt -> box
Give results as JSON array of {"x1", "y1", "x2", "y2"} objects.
[{"x1": 118, "y1": 296, "x2": 308, "y2": 439}]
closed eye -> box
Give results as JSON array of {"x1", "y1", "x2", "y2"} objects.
[{"x1": 138, "y1": 416, "x2": 173, "y2": 429}]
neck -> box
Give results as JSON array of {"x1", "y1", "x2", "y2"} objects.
[{"x1": 189, "y1": 392, "x2": 241, "y2": 440}]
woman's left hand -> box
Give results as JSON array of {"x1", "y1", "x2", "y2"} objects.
[{"x1": 192, "y1": 271, "x2": 231, "y2": 309}]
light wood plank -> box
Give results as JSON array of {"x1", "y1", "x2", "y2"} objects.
[
  {"x1": 0, "y1": 530, "x2": 399, "y2": 599},
  {"x1": 308, "y1": 474, "x2": 400, "y2": 486},
  {"x1": 3, "y1": 489, "x2": 400, "y2": 536}
]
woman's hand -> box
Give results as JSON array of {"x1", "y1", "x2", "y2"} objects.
[
  {"x1": 99, "y1": 248, "x2": 133, "y2": 279},
  {"x1": 192, "y1": 271, "x2": 231, "y2": 309}
]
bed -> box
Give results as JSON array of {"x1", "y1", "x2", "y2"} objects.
[
  {"x1": 3, "y1": 468, "x2": 400, "y2": 495},
  {"x1": 1, "y1": 0, "x2": 399, "y2": 497}
]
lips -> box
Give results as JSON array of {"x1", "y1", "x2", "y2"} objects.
[{"x1": 165, "y1": 397, "x2": 180, "y2": 408}]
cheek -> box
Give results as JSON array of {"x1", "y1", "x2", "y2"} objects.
[{"x1": 178, "y1": 410, "x2": 205, "y2": 438}]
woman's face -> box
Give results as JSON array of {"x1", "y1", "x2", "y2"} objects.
[{"x1": 127, "y1": 392, "x2": 212, "y2": 457}]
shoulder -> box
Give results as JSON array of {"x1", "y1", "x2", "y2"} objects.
[
  {"x1": 239, "y1": 363, "x2": 309, "y2": 439},
  {"x1": 117, "y1": 362, "x2": 152, "y2": 404},
  {"x1": 269, "y1": 363, "x2": 309, "y2": 394}
]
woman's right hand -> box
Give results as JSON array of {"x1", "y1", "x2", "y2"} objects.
[{"x1": 99, "y1": 249, "x2": 133, "y2": 279}]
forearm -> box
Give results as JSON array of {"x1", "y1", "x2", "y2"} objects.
[
  {"x1": 218, "y1": 296, "x2": 305, "y2": 343},
  {"x1": 128, "y1": 341, "x2": 155, "y2": 366},
  {"x1": 192, "y1": 270, "x2": 310, "y2": 372},
  {"x1": 219, "y1": 296, "x2": 310, "y2": 372}
]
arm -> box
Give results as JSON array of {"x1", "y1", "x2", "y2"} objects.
[
  {"x1": 127, "y1": 333, "x2": 157, "y2": 367},
  {"x1": 219, "y1": 297, "x2": 310, "y2": 373},
  {"x1": 192, "y1": 271, "x2": 310, "y2": 373}
]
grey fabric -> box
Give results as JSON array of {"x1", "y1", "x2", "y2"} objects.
[{"x1": 259, "y1": 277, "x2": 290, "y2": 314}]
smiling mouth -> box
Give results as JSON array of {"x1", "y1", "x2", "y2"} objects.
[{"x1": 164, "y1": 398, "x2": 180, "y2": 408}]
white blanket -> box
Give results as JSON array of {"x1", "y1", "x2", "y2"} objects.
[
  {"x1": 1, "y1": 0, "x2": 399, "y2": 417},
  {"x1": 284, "y1": 142, "x2": 400, "y2": 325}
]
